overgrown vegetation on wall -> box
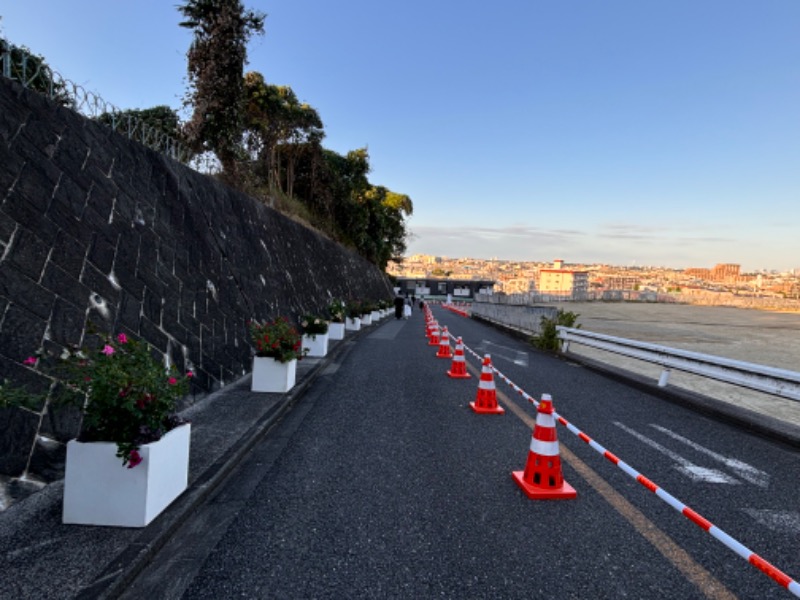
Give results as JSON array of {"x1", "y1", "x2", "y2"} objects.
[{"x1": 1, "y1": 0, "x2": 413, "y2": 271}]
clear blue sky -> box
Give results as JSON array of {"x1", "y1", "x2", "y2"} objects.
[{"x1": 2, "y1": 1, "x2": 798, "y2": 273}]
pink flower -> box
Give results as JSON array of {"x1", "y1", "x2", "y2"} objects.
[
  {"x1": 117, "y1": 333, "x2": 128, "y2": 344},
  {"x1": 168, "y1": 377, "x2": 177, "y2": 386},
  {"x1": 102, "y1": 345, "x2": 115, "y2": 356},
  {"x1": 127, "y1": 450, "x2": 142, "y2": 469},
  {"x1": 23, "y1": 356, "x2": 37, "y2": 366},
  {"x1": 186, "y1": 370, "x2": 194, "y2": 378}
]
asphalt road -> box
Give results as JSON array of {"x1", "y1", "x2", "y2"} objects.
[{"x1": 123, "y1": 306, "x2": 800, "y2": 599}]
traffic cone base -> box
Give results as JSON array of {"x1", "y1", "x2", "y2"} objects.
[
  {"x1": 470, "y1": 401, "x2": 504, "y2": 414},
  {"x1": 512, "y1": 394, "x2": 576, "y2": 500},
  {"x1": 447, "y1": 337, "x2": 471, "y2": 378},
  {"x1": 511, "y1": 469, "x2": 577, "y2": 500},
  {"x1": 472, "y1": 354, "x2": 502, "y2": 414},
  {"x1": 447, "y1": 367, "x2": 471, "y2": 379},
  {"x1": 436, "y1": 327, "x2": 452, "y2": 358}
]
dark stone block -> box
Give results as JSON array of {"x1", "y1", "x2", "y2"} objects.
[
  {"x1": 0, "y1": 406, "x2": 39, "y2": 475},
  {"x1": 26, "y1": 435, "x2": 67, "y2": 483},
  {"x1": 87, "y1": 230, "x2": 117, "y2": 275},
  {"x1": 42, "y1": 263, "x2": 89, "y2": 310},
  {"x1": 116, "y1": 289, "x2": 141, "y2": 333},
  {"x1": 85, "y1": 168, "x2": 118, "y2": 221},
  {"x1": 49, "y1": 297, "x2": 86, "y2": 347},
  {"x1": 142, "y1": 285, "x2": 164, "y2": 324},
  {"x1": 0, "y1": 212, "x2": 15, "y2": 245},
  {"x1": 52, "y1": 136, "x2": 90, "y2": 181},
  {"x1": 51, "y1": 230, "x2": 87, "y2": 279},
  {"x1": 161, "y1": 291, "x2": 180, "y2": 334},
  {"x1": 0, "y1": 303, "x2": 47, "y2": 362},
  {"x1": 56, "y1": 171, "x2": 90, "y2": 218},
  {"x1": 113, "y1": 250, "x2": 145, "y2": 300},
  {"x1": 38, "y1": 401, "x2": 83, "y2": 445},
  {"x1": 5, "y1": 225, "x2": 50, "y2": 280},
  {"x1": 140, "y1": 317, "x2": 168, "y2": 352},
  {"x1": 0, "y1": 264, "x2": 55, "y2": 320},
  {"x1": 13, "y1": 160, "x2": 60, "y2": 212}
]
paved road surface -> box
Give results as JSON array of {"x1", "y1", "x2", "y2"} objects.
[{"x1": 123, "y1": 307, "x2": 800, "y2": 599}]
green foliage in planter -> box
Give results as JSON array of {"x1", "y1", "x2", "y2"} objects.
[
  {"x1": 2, "y1": 333, "x2": 191, "y2": 467},
  {"x1": 346, "y1": 301, "x2": 363, "y2": 319},
  {"x1": 327, "y1": 299, "x2": 346, "y2": 323},
  {"x1": 299, "y1": 315, "x2": 329, "y2": 335},
  {"x1": 249, "y1": 317, "x2": 306, "y2": 363}
]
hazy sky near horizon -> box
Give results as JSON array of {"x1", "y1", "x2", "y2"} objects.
[{"x1": 2, "y1": 1, "x2": 798, "y2": 272}]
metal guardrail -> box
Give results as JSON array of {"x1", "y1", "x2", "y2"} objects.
[{"x1": 557, "y1": 326, "x2": 800, "y2": 402}]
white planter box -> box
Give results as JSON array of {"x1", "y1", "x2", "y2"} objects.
[
  {"x1": 62, "y1": 423, "x2": 191, "y2": 528},
  {"x1": 370, "y1": 310, "x2": 381, "y2": 322},
  {"x1": 345, "y1": 317, "x2": 361, "y2": 331},
  {"x1": 360, "y1": 314, "x2": 372, "y2": 326},
  {"x1": 303, "y1": 332, "x2": 329, "y2": 357},
  {"x1": 251, "y1": 356, "x2": 297, "y2": 393},
  {"x1": 329, "y1": 322, "x2": 345, "y2": 340}
]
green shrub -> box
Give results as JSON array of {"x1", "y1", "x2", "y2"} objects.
[{"x1": 531, "y1": 309, "x2": 581, "y2": 352}]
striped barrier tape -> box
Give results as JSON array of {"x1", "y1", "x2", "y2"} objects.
[{"x1": 446, "y1": 328, "x2": 800, "y2": 598}]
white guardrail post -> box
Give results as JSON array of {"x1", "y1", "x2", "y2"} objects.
[{"x1": 556, "y1": 326, "x2": 800, "y2": 402}]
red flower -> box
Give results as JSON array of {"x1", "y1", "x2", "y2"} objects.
[
  {"x1": 23, "y1": 356, "x2": 37, "y2": 366},
  {"x1": 127, "y1": 449, "x2": 143, "y2": 468}
]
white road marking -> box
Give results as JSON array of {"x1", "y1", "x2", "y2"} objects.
[
  {"x1": 613, "y1": 422, "x2": 740, "y2": 484},
  {"x1": 742, "y1": 509, "x2": 800, "y2": 535},
  {"x1": 649, "y1": 424, "x2": 770, "y2": 488}
]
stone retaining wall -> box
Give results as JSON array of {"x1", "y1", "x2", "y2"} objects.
[{"x1": 0, "y1": 77, "x2": 392, "y2": 496}]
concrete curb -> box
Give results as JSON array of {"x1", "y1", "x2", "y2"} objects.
[{"x1": 77, "y1": 323, "x2": 375, "y2": 599}]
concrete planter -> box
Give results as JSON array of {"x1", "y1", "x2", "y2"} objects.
[
  {"x1": 251, "y1": 356, "x2": 297, "y2": 393},
  {"x1": 370, "y1": 310, "x2": 381, "y2": 322},
  {"x1": 303, "y1": 333, "x2": 329, "y2": 357},
  {"x1": 328, "y1": 322, "x2": 345, "y2": 340},
  {"x1": 62, "y1": 423, "x2": 191, "y2": 527},
  {"x1": 345, "y1": 317, "x2": 361, "y2": 331},
  {"x1": 360, "y1": 314, "x2": 372, "y2": 326}
]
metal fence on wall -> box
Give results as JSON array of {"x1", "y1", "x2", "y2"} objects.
[{"x1": 0, "y1": 39, "x2": 203, "y2": 167}]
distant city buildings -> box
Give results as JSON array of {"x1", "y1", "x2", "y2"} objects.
[
  {"x1": 386, "y1": 255, "x2": 800, "y2": 301},
  {"x1": 685, "y1": 263, "x2": 742, "y2": 283}
]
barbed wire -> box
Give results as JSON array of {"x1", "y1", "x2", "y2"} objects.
[{"x1": 1, "y1": 40, "x2": 218, "y2": 173}]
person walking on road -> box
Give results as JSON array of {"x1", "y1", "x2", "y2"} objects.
[{"x1": 394, "y1": 295, "x2": 405, "y2": 319}]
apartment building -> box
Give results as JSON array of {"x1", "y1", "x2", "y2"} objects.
[{"x1": 537, "y1": 260, "x2": 589, "y2": 299}]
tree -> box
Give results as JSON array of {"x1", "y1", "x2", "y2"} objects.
[
  {"x1": 242, "y1": 72, "x2": 323, "y2": 195},
  {"x1": 178, "y1": 0, "x2": 265, "y2": 180}
]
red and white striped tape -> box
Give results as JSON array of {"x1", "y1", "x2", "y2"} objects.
[{"x1": 440, "y1": 326, "x2": 800, "y2": 598}]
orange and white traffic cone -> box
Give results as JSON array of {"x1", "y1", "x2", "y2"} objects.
[
  {"x1": 512, "y1": 394, "x2": 576, "y2": 500},
  {"x1": 447, "y1": 337, "x2": 471, "y2": 379},
  {"x1": 425, "y1": 311, "x2": 434, "y2": 335},
  {"x1": 470, "y1": 354, "x2": 504, "y2": 414},
  {"x1": 436, "y1": 326, "x2": 453, "y2": 358},
  {"x1": 428, "y1": 322, "x2": 440, "y2": 346}
]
